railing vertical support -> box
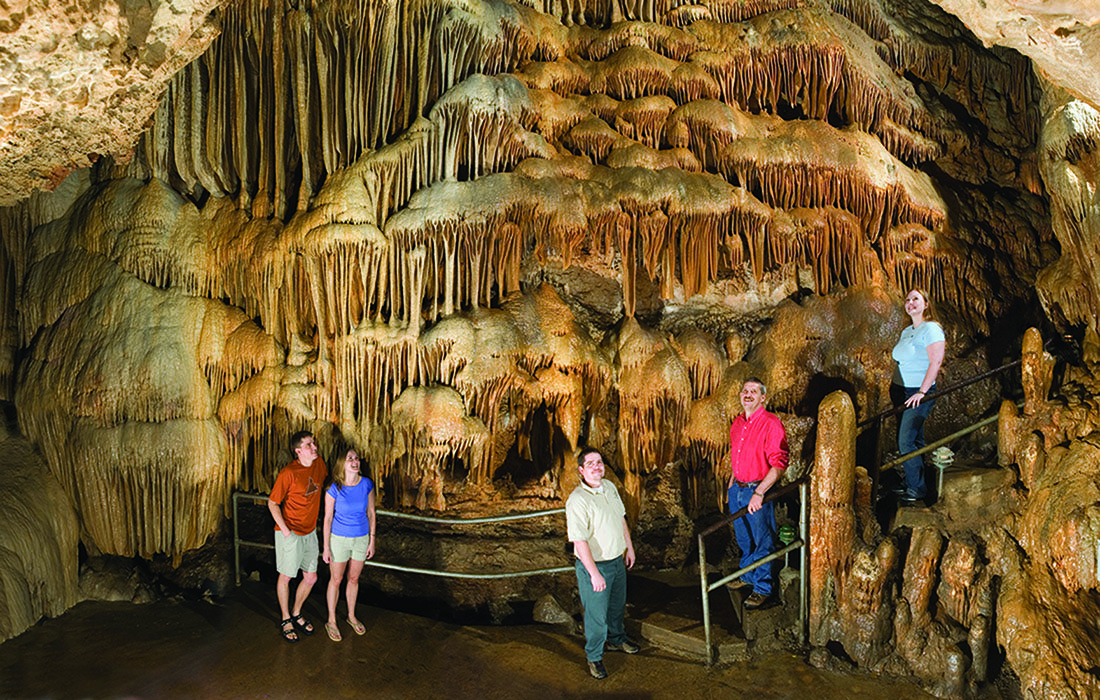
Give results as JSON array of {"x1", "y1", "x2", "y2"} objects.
[
  {"x1": 699, "y1": 532, "x2": 713, "y2": 665},
  {"x1": 233, "y1": 492, "x2": 241, "y2": 587},
  {"x1": 799, "y1": 480, "x2": 808, "y2": 646},
  {"x1": 871, "y1": 415, "x2": 884, "y2": 501}
]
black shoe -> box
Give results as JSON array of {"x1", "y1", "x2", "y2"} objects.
[
  {"x1": 607, "y1": 638, "x2": 640, "y2": 654},
  {"x1": 588, "y1": 660, "x2": 608, "y2": 679},
  {"x1": 743, "y1": 591, "x2": 776, "y2": 610}
]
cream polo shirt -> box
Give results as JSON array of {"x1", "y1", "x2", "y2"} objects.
[{"x1": 566, "y1": 479, "x2": 627, "y2": 562}]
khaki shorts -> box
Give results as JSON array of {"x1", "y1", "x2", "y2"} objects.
[
  {"x1": 329, "y1": 534, "x2": 369, "y2": 563},
  {"x1": 275, "y1": 530, "x2": 319, "y2": 577}
]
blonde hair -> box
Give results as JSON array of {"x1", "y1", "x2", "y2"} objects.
[
  {"x1": 909, "y1": 288, "x2": 937, "y2": 322},
  {"x1": 331, "y1": 450, "x2": 357, "y2": 491}
]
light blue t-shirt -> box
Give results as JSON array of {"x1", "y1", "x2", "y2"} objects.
[
  {"x1": 892, "y1": 321, "x2": 945, "y2": 388},
  {"x1": 326, "y1": 478, "x2": 374, "y2": 537}
]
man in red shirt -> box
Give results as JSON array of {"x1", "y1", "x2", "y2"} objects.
[
  {"x1": 728, "y1": 378, "x2": 788, "y2": 609},
  {"x1": 268, "y1": 430, "x2": 328, "y2": 642}
]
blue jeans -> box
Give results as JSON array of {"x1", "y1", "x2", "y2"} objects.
[
  {"x1": 898, "y1": 385, "x2": 936, "y2": 499},
  {"x1": 575, "y1": 556, "x2": 628, "y2": 662},
  {"x1": 728, "y1": 484, "x2": 777, "y2": 596}
]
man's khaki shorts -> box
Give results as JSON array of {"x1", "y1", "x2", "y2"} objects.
[{"x1": 275, "y1": 529, "x2": 319, "y2": 577}]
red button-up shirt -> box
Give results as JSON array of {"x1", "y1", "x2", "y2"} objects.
[{"x1": 729, "y1": 408, "x2": 789, "y2": 483}]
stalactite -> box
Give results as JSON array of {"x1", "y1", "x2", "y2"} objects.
[
  {"x1": 614, "y1": 95, "x2": 676, "y2": 148},
  {"x1": 673, "y1": 327, "x2": 727, "y2": 399},
  {"x1": 616, "y1": 319, "x2": 692, "y2": 519},
  {"x1": 828, "y1": 0, "x2": 1038, "y2": 146},
  {"x1": 665, "y1": 99, "x2": 751, "y2": 172},
  {"x1": 390, "y1": 384, "x2": 489, "y2": 509},
  {"x1": 335, "y1": 321, "x2": 445, "y2": 433},
  {"x1": 0, "y1": 431, "x2": 79, "y2": 642},
  {"x1": 134, "y1": 0, "x2": 552, "y2": 219},
  {"x1": 718, "y1": 118, "x2": 946, "y2": 240},
  {"x1": 593, "y1": 45, "x2": 679, "y2": 100},
  {"x1": 606, "y1": 143, "x2": 702, "y2": 172},
  {"x1": 687, "y1": 9, "x2": 939, "y2": 163},
  {"x1": 528, "y1": 89, "x2": 592, "y2": 144},
  {"x1": 430, "y1": 74, "x2": 555, "y2": 181},
  {"x1": 881, "y1": 223, "x2": 948, "y2": 305},
  {"x1": 566, "y1": 115, "x2": 626, "y2": 163},
  {"x1": 681, "y1": 393, "x2": 732, "y2": 514},
  {"x1": 696, "y1": 0, "x2": 801, "y2": 24},
  {"x1": 580, "y1": 21, "x2": 699, "y2": 62},
  {"x1": 787, "y1": 206, "x2": 868, "y2": 292}
]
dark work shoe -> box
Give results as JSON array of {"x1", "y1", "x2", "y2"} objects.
[
  {"x1": 743, "y1": 591, "x2": 775, "y2": 610},
  {"x1": 607, "y1": 638, "x2": 640, "y2": 654},
  {"x1": 588, "y1": 660, "x2": 608, "y2": 679}
]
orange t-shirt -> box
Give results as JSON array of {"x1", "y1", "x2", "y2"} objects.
[{"x1": 269, "y1": 458, "x2": 328, "y2": 535}]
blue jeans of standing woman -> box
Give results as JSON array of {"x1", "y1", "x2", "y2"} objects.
[
  {"x1": 728, "y1": 484, "x2": 777, "y2": 596},
  {"x1": 898, "y1": 384, "x2": 936, "y2": 499}
]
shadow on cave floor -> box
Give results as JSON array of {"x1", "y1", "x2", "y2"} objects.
[{"x1": 0, "y1": 578, "x2": 949, "y2": 700}]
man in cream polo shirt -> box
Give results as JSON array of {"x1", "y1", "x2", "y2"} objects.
[{"x1": 566, "y1": 447, "x2": 640, "y2": 679}]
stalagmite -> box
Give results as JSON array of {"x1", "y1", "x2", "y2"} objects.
[{"x1": 809, "y1": 390, "x2": 858, "y2": 650}]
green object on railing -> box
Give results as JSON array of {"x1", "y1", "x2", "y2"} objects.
[{"x1": 778, "y1": 523, "x2": 798, "y2": 545}]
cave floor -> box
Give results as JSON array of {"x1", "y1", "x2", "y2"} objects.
[{"x1": 0, "y1": 578, "x2": 950, "y2": 700}]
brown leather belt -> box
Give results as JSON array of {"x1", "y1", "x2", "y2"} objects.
[{"x1": 732, "y1": 479, "x2": 761, "y2": 488}]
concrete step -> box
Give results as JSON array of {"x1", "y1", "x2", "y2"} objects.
[
  {"x1": 627, "y1": 568, "x2": 802, "y2": 662},
  {"x1": 628, "y1": 605, "x2": 749, "y2": 663}
]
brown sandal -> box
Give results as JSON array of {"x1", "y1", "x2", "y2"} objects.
[{"x1": 325, "y1": 621, "x2": 342, "y2": 642}]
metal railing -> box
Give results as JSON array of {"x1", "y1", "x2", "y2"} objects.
[
  {"x1": 232, "y1": 492, "x2": 572, "y2": 586},
  {"x1": 857, "y1": 359, "x2": 1021, "y2": 430},
  {"x1": 860, "y1": 358, "x2": 1022, "y2": 500},
  {"x1": 696, "y1": 479, "x2": 809, "y2": 666}
]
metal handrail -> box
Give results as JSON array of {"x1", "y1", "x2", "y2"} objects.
[
  {"x1": 232, "y1": 492, "x2": 571, "y2": 586},
  {"x1": 861, "y1": 356, "x2": 1025, "y2": 501},
  {"x1": 857, "y1": 359, "x2": 1021, "y2": 429},
  {"x1": 697, "y1": 479, "x2": 809, "y2": 665}
]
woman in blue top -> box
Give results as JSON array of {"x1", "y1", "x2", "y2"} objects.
[
  {"x1": 322, "y1": 449, "x2": 376, "y2": 641},
  {"x1": 891, "y1": 289, "x2": 945, "y2": 503}
]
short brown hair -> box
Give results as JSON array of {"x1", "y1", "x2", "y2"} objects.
[
  {"x1": 577, "y1": 447, "x2": 604, "y2": 467},
  {"x1": 289, "y1": 430, "x2": 314, "y2": 452}
]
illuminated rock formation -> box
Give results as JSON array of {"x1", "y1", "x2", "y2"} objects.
[
  {"x1": 0, "y1": 0, "x2": 1095, "y2": 695},
  {"x1": 810, "y1": 329, "x2": 1100, "y2": 698},
  {"x1": 0, "y1": 424, "x2": 79, "y2": 643}
]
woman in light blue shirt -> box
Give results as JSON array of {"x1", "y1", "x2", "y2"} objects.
[
  {"x1": 891, "y1": 289, "x2": 945, "y2": 503},
  {"x1": 321, "y1": 449, "x2": 376, "y2": 641}
]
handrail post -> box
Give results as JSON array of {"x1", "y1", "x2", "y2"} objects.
[
  {"x1": 799, "y1": 480, "x2": 808, "y2": 646},
  {"x1": 699, "y1": 532, "x2": 713, "y2": 665},
  {"x1": 233, "y1": 492, "x2": 241, "y2": 587},
  {"x1": 871, "y1": 414, "x2": 884, "y2": 499}
]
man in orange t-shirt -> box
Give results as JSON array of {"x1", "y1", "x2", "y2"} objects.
[{"x1": 268, "y1": 430, "x2": 328, "y2": 643}]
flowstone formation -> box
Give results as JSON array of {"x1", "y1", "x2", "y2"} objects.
[
  {"x1": 0, "y1": 0, "x2": 1067, "y2": 677},
  {"x1": 0, "y1": 421, "x2": 79, "y2": 643}
]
